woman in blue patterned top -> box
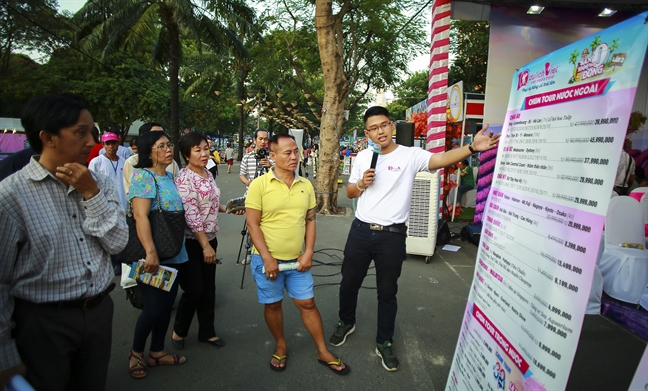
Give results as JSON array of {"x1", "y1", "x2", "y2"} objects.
[{"x1": 128, "y1": 131, "x2": 188, "y2": 379}]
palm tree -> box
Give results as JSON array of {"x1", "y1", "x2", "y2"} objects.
[
  {"x1": 74, "y1": 0, "x2": 255, "y2": 158},
  {"x1": 568, "y1": 49, "x2": 579, "y2": 83}
]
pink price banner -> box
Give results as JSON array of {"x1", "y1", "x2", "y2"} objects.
[
  {"x1": 524, "y1": 78, "x2": 610, "y2": 110},
  {"x1": 473, "y1": 304, "x2": 530, "y2": 374}
]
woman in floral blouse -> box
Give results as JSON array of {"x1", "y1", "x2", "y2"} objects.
[{"x1": 171, "y1": 132, "x2": 241, "y2": 350}]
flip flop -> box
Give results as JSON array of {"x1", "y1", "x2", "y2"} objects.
[
  {"x1": 270, "y1": 354, "x2": 287, "y2": 372},
  {"x1": 148, "y1": 353, "x2": 186, "y2": 367},
  {"x1": 318, "y1": 357, "x2": 351, "y2": 375}
]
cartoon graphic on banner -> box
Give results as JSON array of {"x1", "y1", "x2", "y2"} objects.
[{"x1": 447, "y1": 12, "x2": 648, "y2": 391}]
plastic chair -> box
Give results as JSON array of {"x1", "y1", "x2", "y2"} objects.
[
  {"x1": 629, "y1": 186, "x2": 648, "y2": 202},
  {"x1": 586, "y1": 265, "x2": 603, "y2": 314},
  {"x1": 598, "y1": 196, "x2": 648, "y2": 304}
]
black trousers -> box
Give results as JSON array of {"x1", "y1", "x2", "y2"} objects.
[
  {"x1": 338, "y1": 219, "x2": 407, "y2": 344},
  {"x1": 173, "y1": 237, "x2": 218, "y2": 341},
  {"x1": 13, "y1": 294, "x2": 114, "y2": 391}
]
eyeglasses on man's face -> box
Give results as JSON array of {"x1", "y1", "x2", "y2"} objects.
[
  {"x1": 153, "y1": 143, "x2": 175, "y2": 151},
  {"x1": 366, "y1": 121, "x2": 393, "y2": 133}
]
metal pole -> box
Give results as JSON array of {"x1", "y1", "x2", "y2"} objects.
[{"x1": 451, "y1": 93, "x2": 469, "y2": 222}]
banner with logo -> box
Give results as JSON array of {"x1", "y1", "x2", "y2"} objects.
[
  {"x1": 448, "y1": 81, "x2": 464, "y2": 123},
  {"x1": 446, "y1": 12, "x2": 648, "y2": 391}
]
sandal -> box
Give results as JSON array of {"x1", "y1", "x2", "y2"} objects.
[
  {"x1": 270, "y1": 354, "x2": 287, "y2": 372},
  {"x1": 148, "y1": 352, "x2": 186, "y2": 367},
  {"x1": 318, "y1": 357, "x2": 350, "y2": 375},
  {"x1": 129, "y1": 351, "x2": 147, "y2": 379}
]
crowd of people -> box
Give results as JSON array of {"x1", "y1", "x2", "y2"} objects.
[{"x1": 0, "y1": 94, "x2": 500, "y2": 390}]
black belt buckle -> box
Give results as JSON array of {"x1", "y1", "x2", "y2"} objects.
[{"x1": 369, "y1": 223, "x2": 384, "y2": 231}]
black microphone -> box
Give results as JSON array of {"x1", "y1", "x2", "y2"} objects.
[{"x1": 370, "y1": 144, "x2": 381, "y2": 169}]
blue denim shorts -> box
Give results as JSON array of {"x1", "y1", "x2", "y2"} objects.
[{"x1": 250, "y1": 254, "x2": 314, "y2": 304}]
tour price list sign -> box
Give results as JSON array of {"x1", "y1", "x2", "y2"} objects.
[{"x1": 446, "y1": 13, "x2": 648, "y2": 391}]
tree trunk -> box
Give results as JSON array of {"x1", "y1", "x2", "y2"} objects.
[
  {"x1": 162, "y1": 7, "x2": 181, "y2": 162},
  {"x1": 314, "y1": 0, "x2": 349, "y2": 215},
  {"x1": 237, "y1": 69, "x2": 247, "y2": 161}
]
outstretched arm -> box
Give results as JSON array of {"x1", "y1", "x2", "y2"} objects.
[{"x1": 428, "y1": 124, "x2": 500, "y2": 170}]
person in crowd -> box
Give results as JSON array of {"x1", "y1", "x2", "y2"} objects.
[
  {"x1": 329, "y1": 106, "x2": 499, "y2": 372},
  {"x1": 89, "y1": 132, "x2": 127, "y2": 209},
  {"x1": 632, "y1": 166, "x2": 648, "y2": 190},
  {"x1": 225, "y1": 144, "x2": 234, "y2": 173},
  {"x1": 239, "y1": 129, "x2": 272, "y2": 190},
  {"x1": 129, "y1": 137, "x2": 139, "y2": 155},
  {"x1": 311, "y1": 144, "x2": 319, "y2": 178},
  {"x1": 99, "y1": 134, "x2": 131, "y2": 159},
  {"x1": 614, "y1": 140, "x2": 635, "y2": 195},
  {"x1": 123, "y1": 122, "x2": 179, "y2": 197},
  {"x1": 128, "y1": 131, "x2": 189, "y2": 379},
  {"x1": 301, "y1": 145, "x2": 310, "y2": 177},
  {"x1": 246, "y1": 141, "x2": 254, "y2": 154},
  {"x1": 456, "y1": 159, "x2": 475, "y2": 205},
  {"x1": 170, "y1": 132, "x2": 243, "y2": 350},
  {"x1": 0, "y1": 147, "x2": 34, "y2": 182},
  {"x1": 0, "y1": 93, "x2": 128, "y2": 390},
  {"x1": 87, "y1": 126, "x2": 103, "y2": 164},
  {"x1": 246, "y1": 134, "x2": 350, "y2": 375},
  {"x1": 206, "y1": 139, "x2": 219, "y2": 178}
]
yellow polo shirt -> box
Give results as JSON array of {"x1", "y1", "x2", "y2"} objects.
[{"x1": 246, "y1": 169, "x2": 316, "y2": 260}]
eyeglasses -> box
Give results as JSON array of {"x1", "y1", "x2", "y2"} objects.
[
  {"x1": 367, "y1": 121, "x2": 393, "y2": 132},
  {"x1": 153, "y1": 143, "x2": 174, "y2": 151}
]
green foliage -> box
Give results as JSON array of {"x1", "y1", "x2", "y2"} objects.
[
  {"x1": 448, "y1": 20, "x2": 490, "y2": 94},
  {"x1": 384, "y1": 101, "x2": 409, "y2": 121},
  {"x1": 264, "y1": 0, "x2": 429, "y2": 112},
  {"x1": 383, "y1": 69, "x2": 428, "y2": 120},
  {"x1": 0, "y1": 0, "x2": 69, "y2": 72}
]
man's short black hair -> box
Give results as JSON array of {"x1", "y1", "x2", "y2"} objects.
[
  {"x1": 134, "y1": 131, "x2": 167, "y2": 169},
  {"x1": 130, "y1": 137, "x2": 139, "y2": 147},
  {"x1": 268, "y1": 134, "x2": 295, "y2": 152},
  {"x1": 254, "y1": 128, "x2": 268, "y2": 139},
  {"x1": 138, "y1": 122, "x2": 163, "y2": 136},
  {"x1": 21, "y1": 93, "x2": 90, "y2": 154},
  {"x1": 178, "y1": 131, "x2": 208, "y2": 160},
  {"x1": 363, "y1": 106, "x2": 390, "y2": 126}
]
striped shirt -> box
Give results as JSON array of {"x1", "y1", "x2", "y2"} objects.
[
  {"x1": 0, "y1": 157, "x2": 128, "y2": 371},
  {"x1": 239, "y1": 151, "x2": 272, "y2": 185}
]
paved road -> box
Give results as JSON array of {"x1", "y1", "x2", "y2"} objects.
[{"x1": 107, "y1": 163, "x2": 478, "y2": 390}]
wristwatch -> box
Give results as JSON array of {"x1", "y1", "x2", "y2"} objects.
[{"x1": 468, "y1": 143, "x2": 477, "y2": 154}]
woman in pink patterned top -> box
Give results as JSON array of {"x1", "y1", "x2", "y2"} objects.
[{"x1": 171, "y1": 132, "x2": 235, "y2": 350}]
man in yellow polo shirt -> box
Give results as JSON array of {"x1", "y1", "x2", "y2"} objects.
[{"x1": 246, "y1": 134, "x2": 350, "y2": 375}]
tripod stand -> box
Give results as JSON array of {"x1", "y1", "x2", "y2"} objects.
[{"x1": 237, "y1": 156, "x2": 269, "y2": 289}]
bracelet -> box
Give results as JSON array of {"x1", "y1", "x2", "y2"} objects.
[
  {"x1": 356, "y1": 181, "x2": 366, "y2": 191},
  {"x1": 468, "y1": 143, "x2": 477, "y2": 154}
]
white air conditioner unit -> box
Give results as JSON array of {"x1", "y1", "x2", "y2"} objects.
[{"x1": 406, "y1": 171, "x2": 439, "y2": 263}]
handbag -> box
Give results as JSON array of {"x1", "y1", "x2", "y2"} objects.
[
  {"x1": 125, "y1": 286, "x2": 144, "y2": 310},
  {"x1": 115, "y1": 169, "x2": 186, "y2": 263}
]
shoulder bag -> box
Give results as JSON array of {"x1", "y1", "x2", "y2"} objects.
[{"x1": 115, "y1": 169, "x2": 186, "y2": 263}]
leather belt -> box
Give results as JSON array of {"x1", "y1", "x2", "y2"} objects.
[
  {"x1": 24, "y1": 282, "x2": 116, "y2": 311},
  {"x1": 357, "y1": 220, "x2": 407, "y2": 235}
]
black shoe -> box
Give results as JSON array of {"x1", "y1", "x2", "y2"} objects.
[
  {"x1": 329, "y1": 321, "x2": 355, "y2": 346},
  {"x1": 375, "y1": 341, "x2": 399, "y2": 371},
  {"x1": 200, "y1": 337, "x2": 225, "y2": 347}
]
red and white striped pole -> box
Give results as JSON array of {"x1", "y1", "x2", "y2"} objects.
[
  {"x1": 426, "y1": 0, "x2": 451, "y2": 217},
  {"x1": 426, "y1": 0, "x2": 451, "y2": 153}
]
